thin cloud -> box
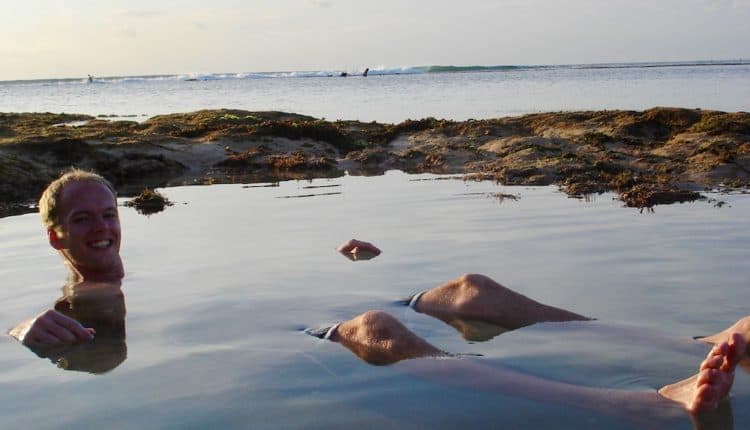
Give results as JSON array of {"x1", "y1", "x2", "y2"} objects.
[
  {"x1": 711, "y1": 0, "x2": 750, "y2": 7},
  {"x1": 117, "y1": 27, "x2": 138, "y2": 38},
  {"x1": 305, "y1": 0, "x2": 332, "y2": 8},
  {"x1": 117, "y1": 10, "x2": 167, "y2": 19},
  {"x1": 695, "y1": 0, "x2": 750, "y2": 10},
  {"x1": 0, "y1": 48, "x2": 38, "y2": 59}
]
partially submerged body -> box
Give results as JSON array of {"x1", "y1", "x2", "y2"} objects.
[
  {"x1": 11, "y1": 280, "x2": 127, "y2": 373},
  {"x1": 9, "y1": 169, "x2": 126, "y2": 371},
  {"x1": 316, "y1": 241, "x2": 750, "y2": 425}
]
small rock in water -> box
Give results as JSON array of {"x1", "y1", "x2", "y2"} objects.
[{"x1": 124, "y1": 189, "x2": 173, "y2": 215}]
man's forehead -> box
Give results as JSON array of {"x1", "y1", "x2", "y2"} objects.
[{"x1": 59, "y1": 181, "x2": 117, "y2": 212}]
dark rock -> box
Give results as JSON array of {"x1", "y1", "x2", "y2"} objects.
[
  {"x1": 123, "y1": 189, "x2": 173, "y2": 215},
  {"x1": 2, "y1": 108, "x2": 749, "y2": 217}
]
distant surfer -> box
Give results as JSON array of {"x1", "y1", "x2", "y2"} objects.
[
  {"x1": 87, "y1": 75, "x2": 94, "y2": 83},
  {"x1": 339, "y1": 72, "x2": 348, "y2": 77},
  {"x1": 363, "y1": 68, "x2": 369, "y2": 77}
]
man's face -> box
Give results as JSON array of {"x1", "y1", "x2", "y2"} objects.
[{"x1": 50, "y1": 180, "x2": 122, "y2": 279}]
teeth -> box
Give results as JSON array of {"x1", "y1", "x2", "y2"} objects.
[{"x1": 91, "y1": 240, "x2": 111, "y2": 249}]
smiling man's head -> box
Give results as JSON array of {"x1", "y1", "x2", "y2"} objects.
[
  {"x1": 40, "y1": 169, "x2": 116, "y2": 231},
  {"x1": 40, "y1": 169, "x2": 123, "y2": 281}
]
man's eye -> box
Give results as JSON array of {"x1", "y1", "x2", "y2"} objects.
[{"x1": 104, "y1": 212, "x2": 118, "y2": 219}]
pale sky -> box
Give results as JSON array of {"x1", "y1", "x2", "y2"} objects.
[{"x1": 2, "y1": 0, "x2": 749, "y2": 81}]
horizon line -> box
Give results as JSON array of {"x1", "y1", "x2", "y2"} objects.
[{"x1": 2, "y1": 58, "x2": 748, "y2": 84}]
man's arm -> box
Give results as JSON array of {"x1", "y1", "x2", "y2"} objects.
[{"x1": 10, "y1": 309, "x2": 94, "y2": 346}]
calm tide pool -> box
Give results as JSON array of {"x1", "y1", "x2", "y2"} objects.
[{"x1": 2, "y1": 171, "x2": 749, "y2": 429}]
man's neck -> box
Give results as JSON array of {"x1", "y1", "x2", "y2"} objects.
[
  {"x1": 64, "y1": 279, "x2": 123, "y2": 297},
  {"x1": 65, "y1": 260, "x2": 125, "y2": 283}
]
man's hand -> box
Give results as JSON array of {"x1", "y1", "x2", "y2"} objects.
[
  {"x1": 337, "y1": 239, "x2": 382, "y2": 261},
  {"x1": 10, "y1": 309, "x2": 95, "y2": 347}
]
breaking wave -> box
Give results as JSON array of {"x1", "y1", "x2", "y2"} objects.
[{"x1": 5, "y1": 60, "x2": 748, "y2": 86}]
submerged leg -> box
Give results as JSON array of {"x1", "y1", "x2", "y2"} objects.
[
  {"x1": 321, "y1": 311, "x2": 742, "y2": 426},
  {"x1": 701, "y1": 316, "x2": 750, "y2": 352},
  {"x1": 413, "y1": 273, "x2": 590, "y2": 330},
  {"x1": 659, "y1": 332, "x2": 745, "y2": 413}
]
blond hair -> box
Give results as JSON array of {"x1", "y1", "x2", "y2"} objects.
[{"x1": 39, "y1": 168, "x2": 116, "y2": 231}]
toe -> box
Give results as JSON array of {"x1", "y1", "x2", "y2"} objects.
[
  {"x1": 697, "y1": 368, "x2": 720, "y2": 385},
  {"x1": 700, "y1": 355, "x2": 724, "y2": 371}
]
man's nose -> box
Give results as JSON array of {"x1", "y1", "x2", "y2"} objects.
[{"x1": 92, "y1": 215, "x2": 109, "y2": 230}]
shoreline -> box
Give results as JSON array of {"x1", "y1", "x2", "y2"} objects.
[{"x1": 1, "y1": 107, "x2": 748, "y2": 218}]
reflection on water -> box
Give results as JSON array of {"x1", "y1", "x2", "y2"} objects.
[
  {"x1": 455, "y1": 191, "x2": 520, "y2": 204},
  {"x1": 8, "y1": 281, "x2": 126, "y2": 375},
  {"x1": 49, "y1": 283, "x2": 127, "y2": 373},
  {"x1": 276, "y1": 191, "x2": 343, "y2": 199},
  {"x1": 1, "y1": 171, "x2": 749, "y2": 429},
  {"x1": 302, "y1": 184, "x2": 341, "y2": 189}
]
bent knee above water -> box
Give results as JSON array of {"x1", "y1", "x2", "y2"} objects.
[
  {"x1": 457, "y1": 273, "x2": 496, "y2": 286},
  {"x1": 355, "y1": 310, "x2": 401, "y2": 328},
  {"x1": 453, "y1": 273, "x2": 505, "y2": 295},
  {"x1": 350, "y1": 310, "x2": 409, "y2": 339}
]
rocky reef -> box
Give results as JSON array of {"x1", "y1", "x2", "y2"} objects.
[{"x1": 1, "y1": 107, "x2": 749, "y2": 217}]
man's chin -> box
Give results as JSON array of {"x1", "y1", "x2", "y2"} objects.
[{"x1": 70, "y1": 259, "x2": 124, "y2": 281}]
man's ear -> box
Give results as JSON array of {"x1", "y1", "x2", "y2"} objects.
[{"x1": 48, "y1": 228, "x2": 65, "y2": 250}]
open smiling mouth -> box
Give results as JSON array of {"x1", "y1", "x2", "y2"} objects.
[{"x1": 90, "y1": 239, "x2": 114, "y2": 249}]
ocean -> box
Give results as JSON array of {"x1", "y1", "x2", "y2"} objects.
[
  {"x1": 2, "y1": 61, "x2": 750, "y2": 429},
  {"x1": 1, "y1": 60, "x2": 749, "y2": 122},
  {"x1": 2, "y1": 175, "x2": 750, "y2": 429}
]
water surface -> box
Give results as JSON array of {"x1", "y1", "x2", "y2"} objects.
[
  {"x1": 1, "y1": 62, "x2": 749, "y2": 122},
  {"x1": 2, "y1": 172, "x2": 749, "y2": 429}
]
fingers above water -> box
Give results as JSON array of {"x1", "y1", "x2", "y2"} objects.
[
  {"x1": 22, "y1": 309, "x2": 94, "y2": 346},
  {"x1": 337, "y1": 239, "x2": 382, "y2": 261}
]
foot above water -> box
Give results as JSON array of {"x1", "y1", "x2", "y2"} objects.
[{"x1": 659, "y1": 332, "x2": 745, "y2": 413}]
